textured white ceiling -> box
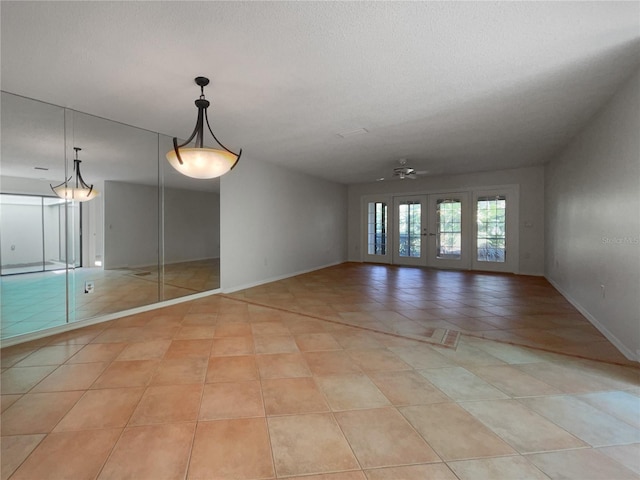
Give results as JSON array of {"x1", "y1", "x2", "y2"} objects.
[{"x1": 1, "y1": 1, "x2": 639, "y2": 185}]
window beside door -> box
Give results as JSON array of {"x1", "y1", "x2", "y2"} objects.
[
  {"x1": 436, "y1": 199, "x2": 462, "y2": 260},
  {"x1": 476, "y1": 195, "x2": 506, "y2": 263},
  {"x1": 367, "y1": 201, "x2": 387, "y2": 256}
]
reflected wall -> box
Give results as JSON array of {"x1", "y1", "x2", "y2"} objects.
[{"x1": 0, "y1": 92, "x2": 221, "y2": 341}]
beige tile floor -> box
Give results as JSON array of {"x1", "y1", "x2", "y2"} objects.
[{"x1": 1, "y1": 263, "x2": 639, "y2": 479}]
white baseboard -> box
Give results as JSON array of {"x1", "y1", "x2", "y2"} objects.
[
  {"x1": 222, "y1": 261, "x2": 344, "y2": 294},
  {"x1": 546, "y1": 276, "x2": 638, "y2": 362}
]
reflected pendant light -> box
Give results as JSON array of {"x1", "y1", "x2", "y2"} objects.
[
  {"x1": 50, "y1": 147, "x2": 99, "y2": 202},
  {"x1": 166, "y1": 76, "x2": 242, "y2": 179}
]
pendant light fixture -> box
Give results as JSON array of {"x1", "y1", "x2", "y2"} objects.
[
  {"x1": 166, "y1": 76, "x2": 242, "y2": 179},
  {"x1": 51, "y1": 147, "x2": 99, "y2": 202}
]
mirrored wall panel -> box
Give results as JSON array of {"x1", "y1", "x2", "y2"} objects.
[
  {"x1": 160, "y1": 134, "x2": 220, "y2": 301},
  {"x1": 1, "y1": 93, "x2": 70, "y2": 337},
  {"x1": 0, "y1": 92, "x2": 221, "y2": 341},
  {"x1": 69, "y1": 109, "x2": 161, "y2": 323}
]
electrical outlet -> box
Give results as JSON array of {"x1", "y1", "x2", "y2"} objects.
[{"x1": 84, "y1": 281, "x2": 95, "y2": 294}]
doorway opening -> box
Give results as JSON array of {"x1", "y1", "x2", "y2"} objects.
[{"x1": 0, "y1": 193, "x2": 81, "y2": 276}]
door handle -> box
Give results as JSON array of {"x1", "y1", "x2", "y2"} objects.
[{"x1": 428, "y1": 233, "x2": 436, "y2": 236}]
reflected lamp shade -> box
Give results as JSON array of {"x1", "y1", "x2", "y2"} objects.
[
  {"x1": 167, "y1": 76, "x2": 241, "y2": 179},
  {"x1": 52, "y1": 184, "x2": 99, "y2": 202},
  {"x1": 51, "y1": 147, "x2": 99, "y2": 202}
]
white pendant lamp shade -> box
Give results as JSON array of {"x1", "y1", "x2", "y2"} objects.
[
  {"x1": 52, "y1": 185, "x2": 99, "y2": 202},
  {"x1": 166, "y1": 147, "x2": 238, "y2": 179},
  {"x1": 168, "y1": 76, "x2": 241, "y2": 179}
]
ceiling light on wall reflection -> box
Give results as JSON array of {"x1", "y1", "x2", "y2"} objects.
[
  {"x1": 167, "y1": 76, "x2": 242, "y2": 179},
  {"x1": 50, "y1": 147, "x2": 99, "y2": 202}
]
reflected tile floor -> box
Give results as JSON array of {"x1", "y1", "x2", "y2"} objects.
[
  {"x1": 0, "y1": 259, "x2": 220, "y2": 340},
  {"x1": 1, "y1": 263, "x2": 639, "y2": 479}
]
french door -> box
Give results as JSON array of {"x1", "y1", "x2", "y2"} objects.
[
  {"x1": 363, "y1": 187, "x2": 518, "y2": 272},
  {"x1": 390, "y1": 193, "x2": 470, "y2": 268},
  {"x1": 392, "y1": 196, "x2": 427, "y2": 266},
  {"x1": 426, "y1": 193, "x2": 470, "y2": 269}
]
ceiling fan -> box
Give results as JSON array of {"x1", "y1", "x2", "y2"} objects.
[{"x1": 392, "y1": 158, "x2": 427, "y2": 180}]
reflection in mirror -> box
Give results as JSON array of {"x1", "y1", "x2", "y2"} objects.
[
  {"x1": 70, "y1": 110, "x2": 161, "y2": 322},
  {"x1": 0, "y1": 92, "x2": 69, "y2": 337},
  {"x1": 159, "y1": 134, "x2": 220, "y2": 299},
  {"x1": 1, "y1": 92, "x2": 221, "y2": 343}
]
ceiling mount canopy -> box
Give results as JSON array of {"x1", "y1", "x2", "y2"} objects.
[
  {"x1": 50, "y1": 147, "x2": 99, "y2": 202},
  {"x1": 166, "y1": 76, "x2": 242, "y2": 179}
]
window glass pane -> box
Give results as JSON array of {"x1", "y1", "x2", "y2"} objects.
[
  {"x1": 436, "y1": 199, "x2": 461, "y2": 259},
  {"x1": 477, "y1": 195, "x2": 506, "y2": 262},
  {"x1": 367, "y1": 202, "x2": 387, "y2": 255}
]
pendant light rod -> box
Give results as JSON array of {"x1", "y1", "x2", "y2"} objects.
[{"x1": 71, "y1": 148, "x2": 94, "y2": 195}]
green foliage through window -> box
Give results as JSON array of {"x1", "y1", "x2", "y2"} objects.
[{"x1": 477, "y1": 196, "x2": 506, "y2": 262}]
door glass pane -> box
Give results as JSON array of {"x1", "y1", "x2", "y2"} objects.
[
  {"x1": 39, "y1": 198, "x2": 81, "y2": 272},
  {"x1": 436, "y1": 199, "x2": 461, "y2": 259},
  {"x1": 43, "y1": 198, "x2": 63, "y2": 271},
  {"x1": 477, "y1": 195, "x2": 506, "y2": 262},
  {"x1": 367, "y1": 202, "x2": 387, "y2": 255},
  {"x1": 398, "y1": 201, "x2": 421, "y2": 257}
]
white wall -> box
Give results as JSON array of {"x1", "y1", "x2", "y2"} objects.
[
  {"x1": 545, "y1": 68, "x2": 640, "y2": 360},
  {"x1": 347, "y1": 166, "x2": 545, "y2": 275},
  {"x1": 220, "y1": 157, "x2": 348, "y2": 291},
  {"x1": 104, "y1": 181, "x2": 159, "y2": 269},
  {"x1": 164, "y1": 187, "x2": 220, "y2": 263}
]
